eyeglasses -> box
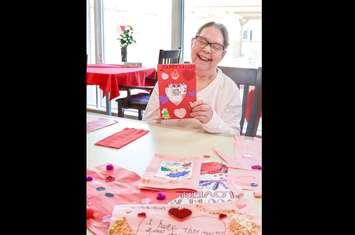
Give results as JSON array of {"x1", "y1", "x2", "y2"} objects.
[{"x1": 192, "y1": 35, "x2": 225, "y2": 53}]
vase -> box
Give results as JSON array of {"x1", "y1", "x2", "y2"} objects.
[{"x1": 121, "y1": 46, "x2": 127, "y2": 62}]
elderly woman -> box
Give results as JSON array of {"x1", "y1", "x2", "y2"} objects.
[{"x1": 143, "y1": 22, "x2": 242, "y2": 136}]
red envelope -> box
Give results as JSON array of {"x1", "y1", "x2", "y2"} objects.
[{"x1": 95, "y1": 128, "x2": 149, "y2": 149}]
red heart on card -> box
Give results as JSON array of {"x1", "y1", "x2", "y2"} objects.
[
  {"x1": 168, "y1": 208, "x2": 192, "y2": 221},
  {"x1": 219, "y1": 213, "x2": 227, "y2": 219}
]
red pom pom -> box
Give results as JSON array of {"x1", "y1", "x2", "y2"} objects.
[
  {"x1": 219, "y1": 213, "x2": 227, "y2": 219},
  {"x1": 87, "y1": 208, "x2": 95, "y2": 219},
  {"x1": 105, "y1": 176, "x2": 115, "y2": 182}
]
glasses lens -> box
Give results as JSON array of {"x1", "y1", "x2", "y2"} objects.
[
  {"x1": 196, "y1": 36, "x2": 208, "y2": 47},
  {"x1": 211, "y1": 43, "x2": 224, "y2": 51},
  {"x1": 194, "y1": 36, "x2": 224, "y2": 53}
]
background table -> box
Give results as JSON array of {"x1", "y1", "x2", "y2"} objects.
[
  {"x1": 86, "y1": 64, "x2": 156, "y2": 115},
  {"x1": 86, "y1": 112, "x2": 261, "y2": 234}
]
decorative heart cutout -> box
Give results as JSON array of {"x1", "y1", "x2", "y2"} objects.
[
  {"x1": 165, "y1": 83, "x2": 187, "y2": 106},
  {"x1": 171, "y1": 70, "x2": 179, "y2": 80},
  {"x1": 174, "y1": 108, "x2": 186, "y2": 119},
  {"x1": 161, "y1": 72, "x2": 169, "y2": 80},
  {"x1": 168, "y1": 208, "x2": 192, "y2": 221}
]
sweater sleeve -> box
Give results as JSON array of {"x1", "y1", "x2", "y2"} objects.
[
  {"x1": 142, "y1": 84, "x2": 161, "y2": 123},
  {"x1": 201, "y1": 83, "x2": 242, "y2": 136}
]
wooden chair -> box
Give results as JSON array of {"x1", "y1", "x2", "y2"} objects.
[
  {"x1": 219, "y1": 66, "x2": 262, "y2": 137},
  {"x1": 115, "y1": 49, "x2": 181, "y2": 120}
]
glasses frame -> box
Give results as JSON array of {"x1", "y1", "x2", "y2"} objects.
[{"x1": 192, "y1": 35, "x2": 225, "y2": 54}]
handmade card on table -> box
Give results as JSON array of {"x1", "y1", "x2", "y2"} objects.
[
  {"x1": 228, "y1": 168, "x2": 262, "y2": 192},
  {"x1": 138, "y1": 154, "x2": 202, "y2": 192},
  {"x1": 86, "y1": 164, "x2": 182, "y2": 235},
  {"x1": 169, "y1": 162, "x2": 244, "y2": 205},
  {"x1": 87, "y1": 117, "x2": 117, "y2": 133},
  {"x1": 108, "y1": 203, "x2": 261, "y2": 235},
  {"x1": 214, "y1": 136, "x2": 262, "y2": 171},
  {"x1": 158, "y1": 64, "x2": 196, "y2": 119},
  {"x1": 95, "y1": 128, "x2": 149, "y2": 149}
]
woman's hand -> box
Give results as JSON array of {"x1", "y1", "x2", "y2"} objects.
[{"x1": 190, "y1": 100, "x2": 213, "y2": 124}]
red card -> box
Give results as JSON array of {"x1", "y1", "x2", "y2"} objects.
[
  {"x1": 87, "y1": 117, "x2": 117, "y2": 133},
  {"x1": 158, "y1": 64, "x2": 196, "y2": 119},
  {"x1": 95, "y1": 128, "x2": 149, "y2": 149}
]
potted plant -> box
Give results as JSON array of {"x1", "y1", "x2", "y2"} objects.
[{"x1": 118, "y1": 25, "x2": 136, "y2": 62}]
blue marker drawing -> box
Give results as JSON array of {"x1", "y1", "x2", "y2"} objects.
[{"x1": 167, "y1": 170, "x2": 190, "y2": 178}]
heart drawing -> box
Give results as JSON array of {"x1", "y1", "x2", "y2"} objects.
[
  {"x1": 165, "y1": 83, "x2": 187, "y2": 106},
  {"x1": 161, "y1": 72, "x2": 169, "y2": 80},
  {"x1": 174, "y1": 108, "x2": 186, "y2": 119}
]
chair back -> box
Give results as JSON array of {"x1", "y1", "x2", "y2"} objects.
[
  {"x1": 158, "y1": 49, "x2": 181, "y2": 64},
  {"x1": 219, "y1": 66, "x2": 262, "y2": 137}
]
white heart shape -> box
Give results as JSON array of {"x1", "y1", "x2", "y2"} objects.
[
  {"x1": 174, "y1": 108, "x2": 186, "y2": 119},
  {"x1": 161, "y1": 72, "x2": 169, "y2": 80},
  {"x1": 165, "y1": 83, "x2": 187, "y2": 106}
]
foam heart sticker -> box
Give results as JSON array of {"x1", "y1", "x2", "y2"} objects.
[
  {"x1": 165, "y1": 83, "x2": 187, "y2": 106},
  {"x1": 168, "y1": 208, "x2": 192, "y2": 221},
  {"x1": 174, "y1": 108, "x2": 186, "y2": 119},
  {"x1": 161, "y1": 72, "x2": 169, "y2": 80}
]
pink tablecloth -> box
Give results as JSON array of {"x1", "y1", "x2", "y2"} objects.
[{"x1": 86, "y1": 64, "x2": 156, "y2": 100}]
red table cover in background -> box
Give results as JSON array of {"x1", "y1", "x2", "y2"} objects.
[{"x1": 86, "y1": 64, "x2": 157, "y2": 100}]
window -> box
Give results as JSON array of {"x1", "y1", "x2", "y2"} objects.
[
  {"x1": 86, "y1": 0, "x2": 173, "y2": 114},
  {"x1": 102, "y1": 0, "x2": 172, "y2": 67},
  {"x1": 183, "y1": 0, "x2": 261, "y2": 68},
  {"x1": 242, "y1": 30, "x2": 248, "y2": 40},
  {"x1": 86, "y1": 0, "x2": 98, "y2": 109}
]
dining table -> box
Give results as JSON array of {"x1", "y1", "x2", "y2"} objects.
[
  {"x1": 86, "y1": 64, "x2": 157, "y2": 115},
  {"x1": 86, "y1": 112, "x2": 262, "y2": 234}
]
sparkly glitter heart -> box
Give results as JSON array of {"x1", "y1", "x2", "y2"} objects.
[
  {"x1": 168, "y1": 208, "x2": 192, "y2": 221},
  {"x1": 137, "y1": 212, "x2": 146, "y2": 218}
]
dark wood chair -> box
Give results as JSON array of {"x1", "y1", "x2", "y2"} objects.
[
  {"x1": 115, "y1": 49, "x2": 181, "y2": 120},
  {"x1": 219, "y1": 66, "x2": 262, "y2": 137}
]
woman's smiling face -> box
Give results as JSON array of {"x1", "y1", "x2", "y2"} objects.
[{"x1": 191, "y1": 26, "x2": 226, "y2": 73}]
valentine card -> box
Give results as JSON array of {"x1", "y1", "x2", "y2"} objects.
[
  {"x1": 138, "y1": 154, "x2": 202, "y2": 192},
  {"x1": 169, "y1": 162, "x2": 244, "y2": 205},
  {"x1": 108, "y1": 203, "x2": 261, "y2": 235},
  {"x1": 158, "y1": 64, "x2": 196, "y2": 119},
  {"x1": 214, "y1": 136, "x2": 262, "y2": 170},
  {"x1": 87, "y1": 117, "x2": 117, "y2": 133}
]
